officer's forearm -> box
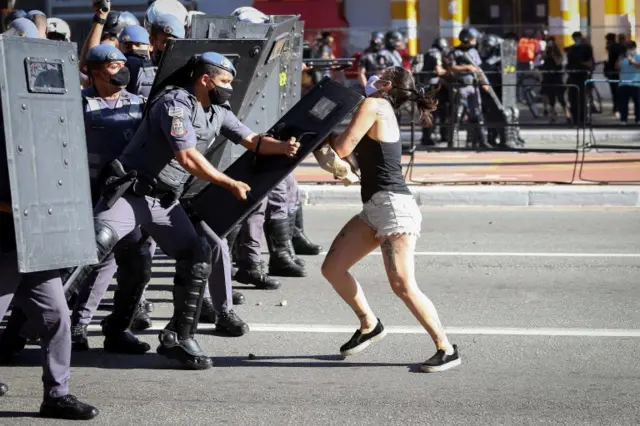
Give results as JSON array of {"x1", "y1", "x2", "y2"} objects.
[
  {"x1": 358, "y1": 69, "x2": 367, "y2": 87},
  {"x1": 243, "y1": 135, "x2": 286, "y2": 156},
  {"x1": 80, "y1": 22, "x2": 106, "y2": 71},
  {"x1": 175, "y1": 149, "x2": 235, "y2": 190}
]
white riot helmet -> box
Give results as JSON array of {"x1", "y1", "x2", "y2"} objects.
[
  {"x1": 144, "y1": 0, "x2": 188, "y2": 32},
  {"x1": 231, "y1": 6, "x2": 269, "y2": 24},
  {"x1": 46, "y1": 17, "x2": 71, "y2": 41}
]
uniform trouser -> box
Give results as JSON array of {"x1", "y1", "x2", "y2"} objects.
[
  {"x1": 459, "y1": 85, "x2": 483, "y2": 120},
  {"x1": 237, "y1": 173, "x2": 298, "y2": 266},
  {"x1": 0, "y1": 252, "x2": 70, "y2": 399},
  {"x1": 71, "y1": 229, "x2": 156, "y2": 326},
  {"x1": 89, "y1": 195, "x2": 202, "y2": 315},
  {"x1": 194, "y1": 220, "x2": 233, "y2": 312}
]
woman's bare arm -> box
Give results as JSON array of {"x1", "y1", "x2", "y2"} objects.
[{"x1": 332, "y1": 98, "x2": 378, "y2": 158}]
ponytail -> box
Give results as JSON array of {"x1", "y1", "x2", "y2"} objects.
[{"x1": 413, "y1": 86, "x2": 439, "y2": 128}]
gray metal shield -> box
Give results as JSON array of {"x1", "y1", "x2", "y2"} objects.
[
  {"x1": 0, "y1": 37, "x2": 97, "y2": 272},
  {"x1": 501, "y1": 39, "x2": 517, "y2": 110},
  {"x1": 179, "y1": 15, "x2": 303, "y2": 199},
  {"x1": 186, "y1": 78, "x2": 363, "y2": 238},
  {"x1": 190, "y1": 14, "x2": 272, "y2": 40}
]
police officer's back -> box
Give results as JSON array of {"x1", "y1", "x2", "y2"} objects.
[{"x1": 565, "y1": 31, "x2": 594, "y2": 123}]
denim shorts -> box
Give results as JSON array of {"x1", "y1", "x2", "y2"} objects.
[{"x1": 358, "y1": 191, "x2": 422, "y2": 239}]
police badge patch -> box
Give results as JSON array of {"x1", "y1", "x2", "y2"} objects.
[{"x1": 171, "y1": 117, "x2": 187, "y2": 137}]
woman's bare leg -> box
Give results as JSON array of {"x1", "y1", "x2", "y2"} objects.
[
  {"x1": 380, "y1": 234, "x2": 453, "y2": 353},
  {"x1": 321, "y1": 216, "x2": 380, "y2": 332}
]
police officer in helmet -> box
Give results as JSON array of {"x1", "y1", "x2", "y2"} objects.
[
  {"x1": 419, "y1": 37, "x2": 451, "y2": 145},
  {"x1": 478, "y1": 34, "x2": 506, "y2": 147},
  {"x1": 135, "y1": 13, "x2": 185, "y2": 98},
  {"x1": 447, "y1": 27, "x2": 491, "y2": 148},
  {"x1": 358, "y1": 31, "x2": 395, "y2": 90},
  {"x1": 0, "y1": 18, "x2": 99, "y2": 420},
  {"x1": 384, "y1": 30, "x2": 404, "y2": 67},
  {"x1": 118, "y1": 25, "x2": 152, "y2": 95},
  {"x1": 73, "y1": 52, "x2": 299, "y2": 369}
]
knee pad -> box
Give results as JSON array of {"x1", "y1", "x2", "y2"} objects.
[
  {"x1": 115, "y1": 243, "x2": 152, "y2": 286},
  {"x1": 95, "y1": 218, "x2": 119, "y2": 260},
  {"x1": 175, "y1": 237, "x2": 213, "y2": 285}
]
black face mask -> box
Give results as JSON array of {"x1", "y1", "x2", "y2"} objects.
[
  {"x1": 109, "y1": 66, "x2": 130, "y2": 87},
  {"x1": 370, "y1": 41, "x2": 382, "y2": 52},
  {"x1": 131, "y1": 49, "x2": 149, "y2": 59},
  {"x1": 208, "y1": 85, "x2": 233, "y2": 105},
  {"x1": 151, "y1": 50, "x2": 163, "y2": 65}
]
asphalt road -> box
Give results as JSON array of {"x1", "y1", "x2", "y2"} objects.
[{"x1": 1, "y1": 207, "x2": 639, "y2": 425}]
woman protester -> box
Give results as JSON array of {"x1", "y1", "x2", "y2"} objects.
[{"x1": 320, "y1": 66, "x2": 460, "y2": 373}]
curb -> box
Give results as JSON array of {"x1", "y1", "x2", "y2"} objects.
[{"x1": 299, "y1": 185, "x2": 640, "y2": 207}]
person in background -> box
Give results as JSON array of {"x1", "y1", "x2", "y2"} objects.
[
  {"x1": 604, "y1": 33, "x2": 625, "y2": 116},
  {"x1": 540, "y1": 36, "x2": 569, "y2": 123},
  {"x1": 313, "y1": 31, "x2": 336, "y2": 81},
  {"x1": 617, "y1": 40, "x2": 640, "y2": 125},
  {"x1": 564, "y1": 31, "x2": 593, "y2": 124},
  {"x1": 358, "y1": 32, "x2": 395, "y2": 91}
]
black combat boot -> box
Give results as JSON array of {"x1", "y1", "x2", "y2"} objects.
[
  {"x1": 71, "y1": 324, "x2": 89, "y2": 352},
  {"x1": 0, "y1": 308, "x2": 28, "y2": 364},
  {"x1": 287, "y1": 210, "x2": 306, "y2": 267},
  {"x1": 234, "y1": 260, "x2": 281, "y2": 290},
  {"x1": 0, "y1": 382, "x2": 7, "y2": 396},
  {"x1": 130, "y1": 302, "x2": 153, "y2": 331},
  {"x1": 40, "y1": 395, "x2": 99, "y2": 420},
  {"x1": 291, "y1": 202, "x2": 322, "y2": 256},
  {"x1": 199, "y1": 297, "x2": 217, "y2": 323},
  {"x1": 233, "y1": 290, "x2": 245, "y2": 305},
  {"x1": 157, "y1": 237, "x2": 213, "y2": 370},
  {"x1": 265, "y1": 218, "x2": 307, "y2": 277},
  {"x1": 216, "y1": 310, "x2": 249, "y2": 337}
]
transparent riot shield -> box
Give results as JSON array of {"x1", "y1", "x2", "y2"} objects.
[
  {"x1": 185, "y1": 77, "x2": 363, "y2": 238},
  {"x1": 0, "y1": 36, "x2": 97, "y2": 272}
]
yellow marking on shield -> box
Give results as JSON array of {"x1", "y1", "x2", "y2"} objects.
[{"x1": 279, "y1": 72, "x2": 287, "y2": 87}]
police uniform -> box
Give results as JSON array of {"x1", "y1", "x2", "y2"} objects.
[
  {"x1": 66, "y1": 45, "x2": 159, "y2": 352},
  {"x1": 119, "y1": 25, "x2": 152, "y2": 96},
  {"x1": 0, "y1": 22, "x2": 99, "y2": 420},
  {"x1": 449, "y1": 29, "x2": 490, "y2": 148},
  {"x1": 136, "y1": 14, "x2": 185, "y2": 98},
  {"x1": 420, "y1": 38, "x2": 451, "y2": 145},
  {"x1": 86, "y1": 52, "x2": 261, "y2": 369},
  {"x1": 479, "y1": 35, "x2": 504, "y2": 146}
]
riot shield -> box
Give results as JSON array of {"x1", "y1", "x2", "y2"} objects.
[
  {"x1": 0, "y1": 36, "x2": 97, "y2": 272},
  {"x1": 190, "y1": 14, "x2": 272, "y2": 39},
  {"x1": 185, "y1": 77, "x2": 363, "y2": 238},
  {"x1": 179, "y1": 15, "x2": 302, "y2": 199}
]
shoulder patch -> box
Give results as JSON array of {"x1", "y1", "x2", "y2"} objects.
[
  {"x1": 168, "y1": 107, "x2": 184, "y2": 118},
  {"x1": 170, "y1": 117, "x2": 187, "y2": 137}
]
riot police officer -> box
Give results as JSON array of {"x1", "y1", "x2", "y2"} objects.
[
  {"x1": 479, "y1": 34, "x2": 503, "y2": 146},
  {"x1": 0, "y1": 18, "x2": 99, "y2": 420},
  {"x1": 358, "y1": 31, "x2": 395, "y2": 90},
  {"x1": 448, "y1": 28, "x2": 491, "y2": 148},
  {"x1": 419, "y1": 37, "x2": 450, "y2": 145},
  {"x1": 70, "y1": 52, "x2": 298, "y2": 369},
  {"x1": 135, "y1": 13, "x2": 185, "y2": 97},
  {"x1": 118, "y1": 25, "x2": 152, "y2": 95},
  {"x1": 384, "y1": 30, "x2": 405, "y2": 67}
]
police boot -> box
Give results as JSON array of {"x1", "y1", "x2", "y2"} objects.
[
  {"x1": 265, "y1": 218, "x2": 307, "y2": 277},
  {"x1": 71, "y1": 324, "x2": 89, "y2": 352},
  {"x1": 286, "y1": 211, "x2": 305, "y2": 266},
  {"x1": 234, "y1": 261, "x2": 281, "y2": 290},
  {"x1": 216, "y1": 310, "x2": 249, "y2": 337},
  {"x1": 421, "y1": 127, "x2": 437, "y2": 146},
  {"x1": 291, "y1": 202, "x2": 323, "y2": 256},
  {"x1": 129, "y1": 303, "x2": 153, "y2": 331},
  {"x1": 198, "y1": 297, "x2": 217, "y2": 323},
  {"x1": 157, "y1": 237, "x2": 213, "y2": 370},
  {"x1": 233, "y1": 290, "x2": 246, "y2": 305},
  {"x1": 101, "y1": 243, "x2": 153, "y2": 355},
  {"x1": 0, "y1": 308, "x2": 28, "y2": 364}
]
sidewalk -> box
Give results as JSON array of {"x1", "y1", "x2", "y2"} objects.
[{"x1": 294, "y1": 151, "x2": 640, "y2": 207}]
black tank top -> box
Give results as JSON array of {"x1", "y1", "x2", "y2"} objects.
[{"x1": 354, "y1": 133, "x2": 410, "y2": 203}]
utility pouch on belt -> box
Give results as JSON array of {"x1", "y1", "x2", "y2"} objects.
[{"x1": 101, "y1": 160, "x2": 137, "y2": 209}]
